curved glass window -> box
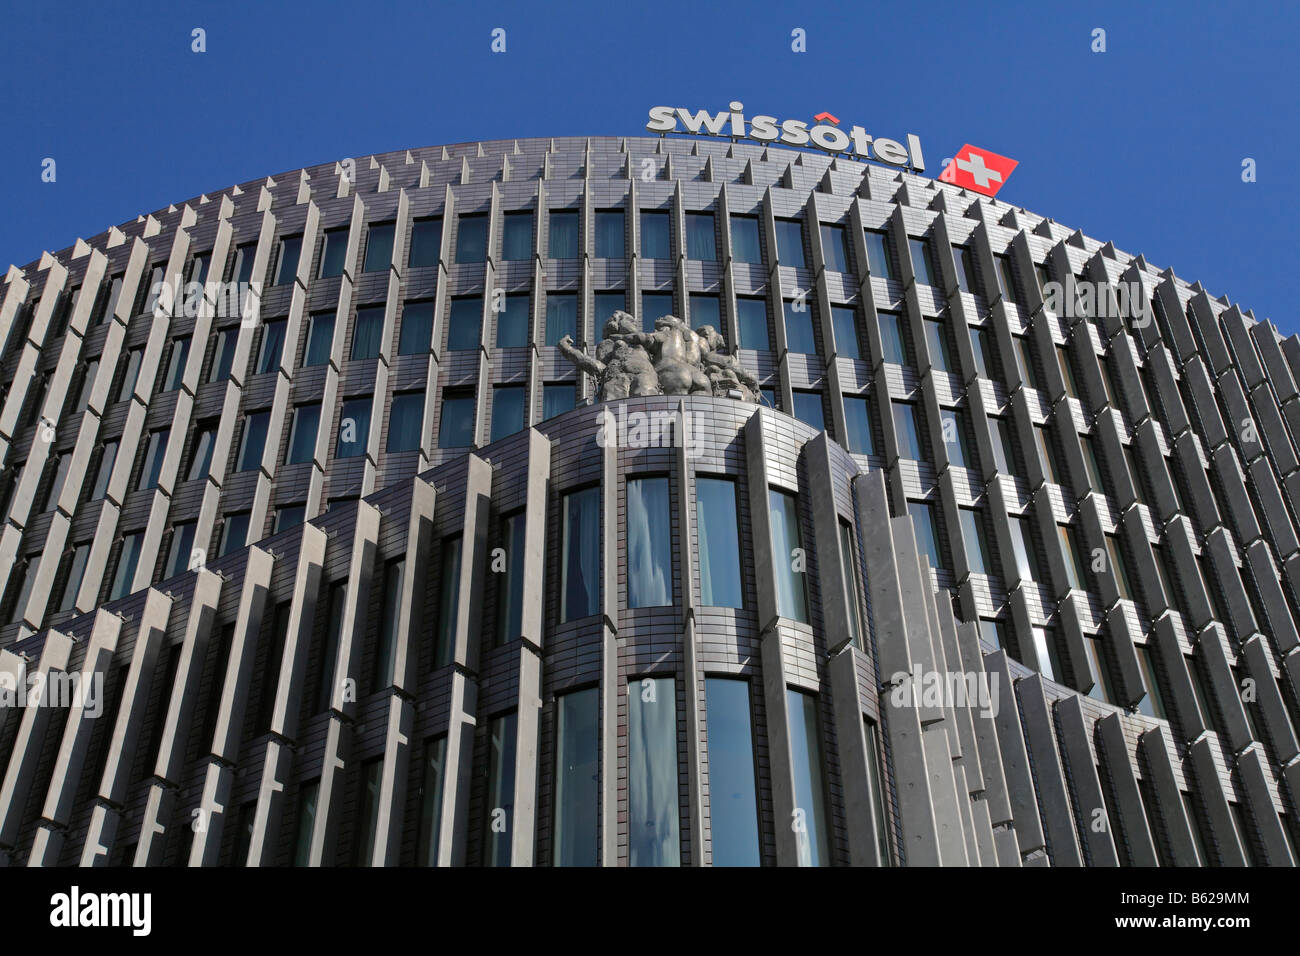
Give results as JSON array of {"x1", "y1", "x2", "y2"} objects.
[
  {"x1": 553, "y1": 687, "x2": 599, "y2": 866},
  {"x1": 627, "y1": 477, "x2": 672, "y2": 608},
  {"x1": 696, "y1": 477, "x2": 743, "y2": 609},
  {"x1": 561, "y1": 487, "x2": 600, "y2": 621},
  {"x1": 704, "y1": 678, "x2": 760, "y2": 866},
  {"x1": 628, "y1": 676, "x2": 679, "y2": 866}
]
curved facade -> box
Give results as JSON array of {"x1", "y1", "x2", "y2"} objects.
[{"x1": 0, "y1": 135, "x2": 1297, "y2": 866}]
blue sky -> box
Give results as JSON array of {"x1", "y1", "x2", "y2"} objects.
[{"x1": 2, "y1": 0, "x2": 1295, "y2": 330}]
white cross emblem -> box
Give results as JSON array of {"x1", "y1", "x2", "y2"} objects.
[{"x1": 955, "y1": 151, "x2": 1002, "y2": 189}]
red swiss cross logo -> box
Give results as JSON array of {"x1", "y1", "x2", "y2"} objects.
[{"x1": 939, "y1": 144, "x2": 1018, "y2": 197}]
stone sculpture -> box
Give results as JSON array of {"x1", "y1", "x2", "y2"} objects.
[{"x1": 557, "y1": 310, "x2": 759, "y2": 403}]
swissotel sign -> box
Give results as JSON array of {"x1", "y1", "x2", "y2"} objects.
[{"x1": 646, "y1": 101, "x2": 926, "y2": 172}]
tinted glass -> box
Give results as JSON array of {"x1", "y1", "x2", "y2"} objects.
[
  {"x1": 561, "y1": 486, "x2": 600, "y2": 621},
  {"x1": 736, "y1": 298, "x2": 769, "y2": 350},
  {"x1": 704, "y1": 679, "x2": 760, "y2": 866},
  {"x1": 627, "y1": 676, "x2": 679, "y2": 866},
  {"x1": 627, "y1": 477, "x2": 672, "y2": 608},
  {"x1": 553, "y1": 688, "x2": 599, "y2": 866},
  {"x1": 731, "y1": 215, "x2": 762, "y2": 264},
  {"x1": 769, "y1": 489, "x2": 808, "y2": 622},
  {"x1": 363, "y1": 223, "x2": 394, "y2": 273},
  {"x1": 287, "y1": 405, "x2": 320, "y2": 464},
  {"x1": 788, "y1": 690, "x2": 829, "y2": 866},
  {"x1": 408, "y1": 218, "x2": 442, "y2": 268},
  {"x1": 398, "y1": 301, "x2": 433, "y2": 355},
  {"x1": 497, "y1": 294, "x2": 530, "y2": 347},
  {"x1": 696, "y1": 477, "x2": 743, "y2": 608},
  {"x1": 392, "y1": 392, "x2": 428, "y2": 450},
  {"x1": 491, "y1": 386, "x2": 525, "y2": 442},
  {"x1": 640, "y1": 211, "x2": 670, "y2": 259}
]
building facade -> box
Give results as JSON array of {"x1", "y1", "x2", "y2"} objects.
[{"x1": 0, "y1": 134, "x2": 1297, "y2": 866}]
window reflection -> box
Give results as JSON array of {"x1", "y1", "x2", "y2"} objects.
[
  {"x1": 788, "y1": 689, "x2": 829, "y2": 866},
  {"x1": 696, "y1": 478, "x2": 743, "y2": 608},
  {"x1": 561, "y1": 487, "x2": 600, "y2": 621},
  {"x1": 704, "y1": 678, "x2": 760, "y2": 866},
  {"x1": 553, "y1": 688, "x2": 599, "y2": 866},
  {"x1": 627, "y1": 478, "x2": 672, "y2": 608},
  {"x1": 628, "y1": 677, "x2": 679, "y2": 866}
]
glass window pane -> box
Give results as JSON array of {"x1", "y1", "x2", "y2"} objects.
[
  {"x1": 595, "y1": 210, "x2": 624, "y2": 258},
  {"x1": 448, "y1": 297, "x2": 482, "y2": 351},
  {"x1": 820, "y1": 224, "x2": 850, "y2": 274},
  {"x1": 641, "y1": 292, "x2": 674, "y2": 332},
  {"x1": 219, "y1": 513, "x2": 249, "y2": 558},
  {"x1": 495, "y1": 513, "x2": 526, "y2": 645},
  {"x1": 491, "y1": 386, "x2": 525, "y2": 442},
  {"x1": 628, "y1": 477, "x2": 672, "y2": 608},
  {"x1": 435, "y1": 537, "x2": 462, "y2": 667},
  {"x1": 783, "y1": 300, "x2": 816, "y2": 354},
  {"x1": 165, "y1": 523, "x2": 196, "y2": 580},
  {"x1": 843, "y1": 396, "x2": 875, "y2": 455},
  {"x1": 704, "y1": 678, "x2": 760, "y2": 866},
  {"x1": 542, "y1": 383, "x2": 575, "y2": 420},
  {"x1": 553, "y1": 688, "x2": 599, "y2": 867},
  {"x1": 686, "y1": 212, "x2": 716, "y2": 261},
  {"x1": 697, "y1": 478, "x2": 743, "y2": 608},
  {"x1": 1011, "y1": 516, "x2": 1036, "y2": 581},
  {"x1": 864, "y1": 230, "x2": 892, "y2": 280},
  {"x1": 736, "y1": 298, "x2": 769, "y2": 350},
  {"x1": 254, "y1": 317, "x2": 283, "y2": 369},
  {"x1": 373, "y1": 560, "x2": 404, "y2": 689},
  {"x1": 363, "y1": 223, "x2": 394, "y2": 273},
  {"x1": 909, "y1": 238, "x2": 935, "y2": 286},
  {"x1": 689, "y1": 293, "x2": 719, "y2": 332},
  {"x1": 392, "y1": 392, "x2": 428, "y2": 451},
  {"x1": 483, "y1": 712, "x2": 517, "y2": 866},
  {"x1": 792, "y1": 392, "x2": 824, "y2": 433},
  {"x1": 319, "y1": 229, "x2": 348, "y2": 278},
  {"x1": 594, "y1": 292, "x2": 625, "y2": 339},
  {"x1": 549, "y1": 211, "x2": 579, "y2": 259},
  {"x1": 398, "y1": 301, "x2": 433, "y2": 356},
  {"x1": 996, "y1": 255, "x2": 1017, "y2": 303},
  {"x1": 186, "y1": 427, "x2": 214, "y2": 481},
  {"x1": 271, "y1": 238, "x2": 299, "y2": 286},
  {"x1": 164, "y1": 338, "x2": 190, "y2": 391},
  {"x1": 731, "y1": 215, "x2": 762, "y2": 264},
  {"x1": 238, "y1": 413, "x2": 269, "y2": 472},
  {"x1": 561, "y1": 486, "x2": 600, "y2": 621},
  {"x1": 960, "y1": 509, "x2": 989, "y2": 574},
  {"x1": 408, "y1": 218, "x2": 442, "y2": 269},
  {"x1": 292, "y1": 781, "x2": 319, "y2": 867},
  {"x1": 455, "y1": 214, "x2": 487, "y2": 263},
  {"x1": 627, "y1": 676, "x2": 679, "y2": 866},
  {"x1": 110, "y1": 533, "x2": 142, "y2": 600},
  {"x1": 878, "y1": 311, "x2": 910, "y2": 366},
  {"x1": 501, "y1": 212, "x2": 533, "y2": 261},
  {"x1": 545, "y1": 293, "x2": 577, "y2": 345},
  {"x1": 925, "y1": 319, "x2": 953, "y2": 373},
  {"x1": 838, "y1": 522, "x2": 863, "y2": 648},
  {"x1": 787, "y1": 689, "x2": 829, "y2": 866},
  {"x1": 336, "y1": 398, "x2": 371, "y2": 458},
  {"x1": 415, "y1": 737, "x2": 447, "y2": 866},
  {"x1": 908, "y1": 501, "x2": 945, "y2": 572},
  {"x1": 640, "y1": 211, "x2": 670, "y2": 259},
  {"x1": 831, "y1": 306, "x2": 860, "y2": 360},
  {"x1": 941, "y1": 408, "x2": 972, "y2": 468},
  {"x1": 775, "y1": 219, "x2": 805, "y2": 269},
  {"x1": 351, "y1": 306, "x2": 384, "y2": 360},
  {"x1": 210, "y1": 329, "x2": 236, "y2": 382},
  {"x1": 287, "y1": 405, "x2": 320, "y2": 464},
  {"x1": 497, "y1": 294, "x2": 530, "y2": 347},
  {"x1": 138, "y1": 429, "x2": 169, "y2": 490},
  {"x1": 304, "y1": 314, "x2": 333, "y2": 367},
  {"x1": 893, "y1": 402, "x2": 925, "y2": 461},
  {"x1": 769, "y1": 489, "x2": 808, "y2": 623}
]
